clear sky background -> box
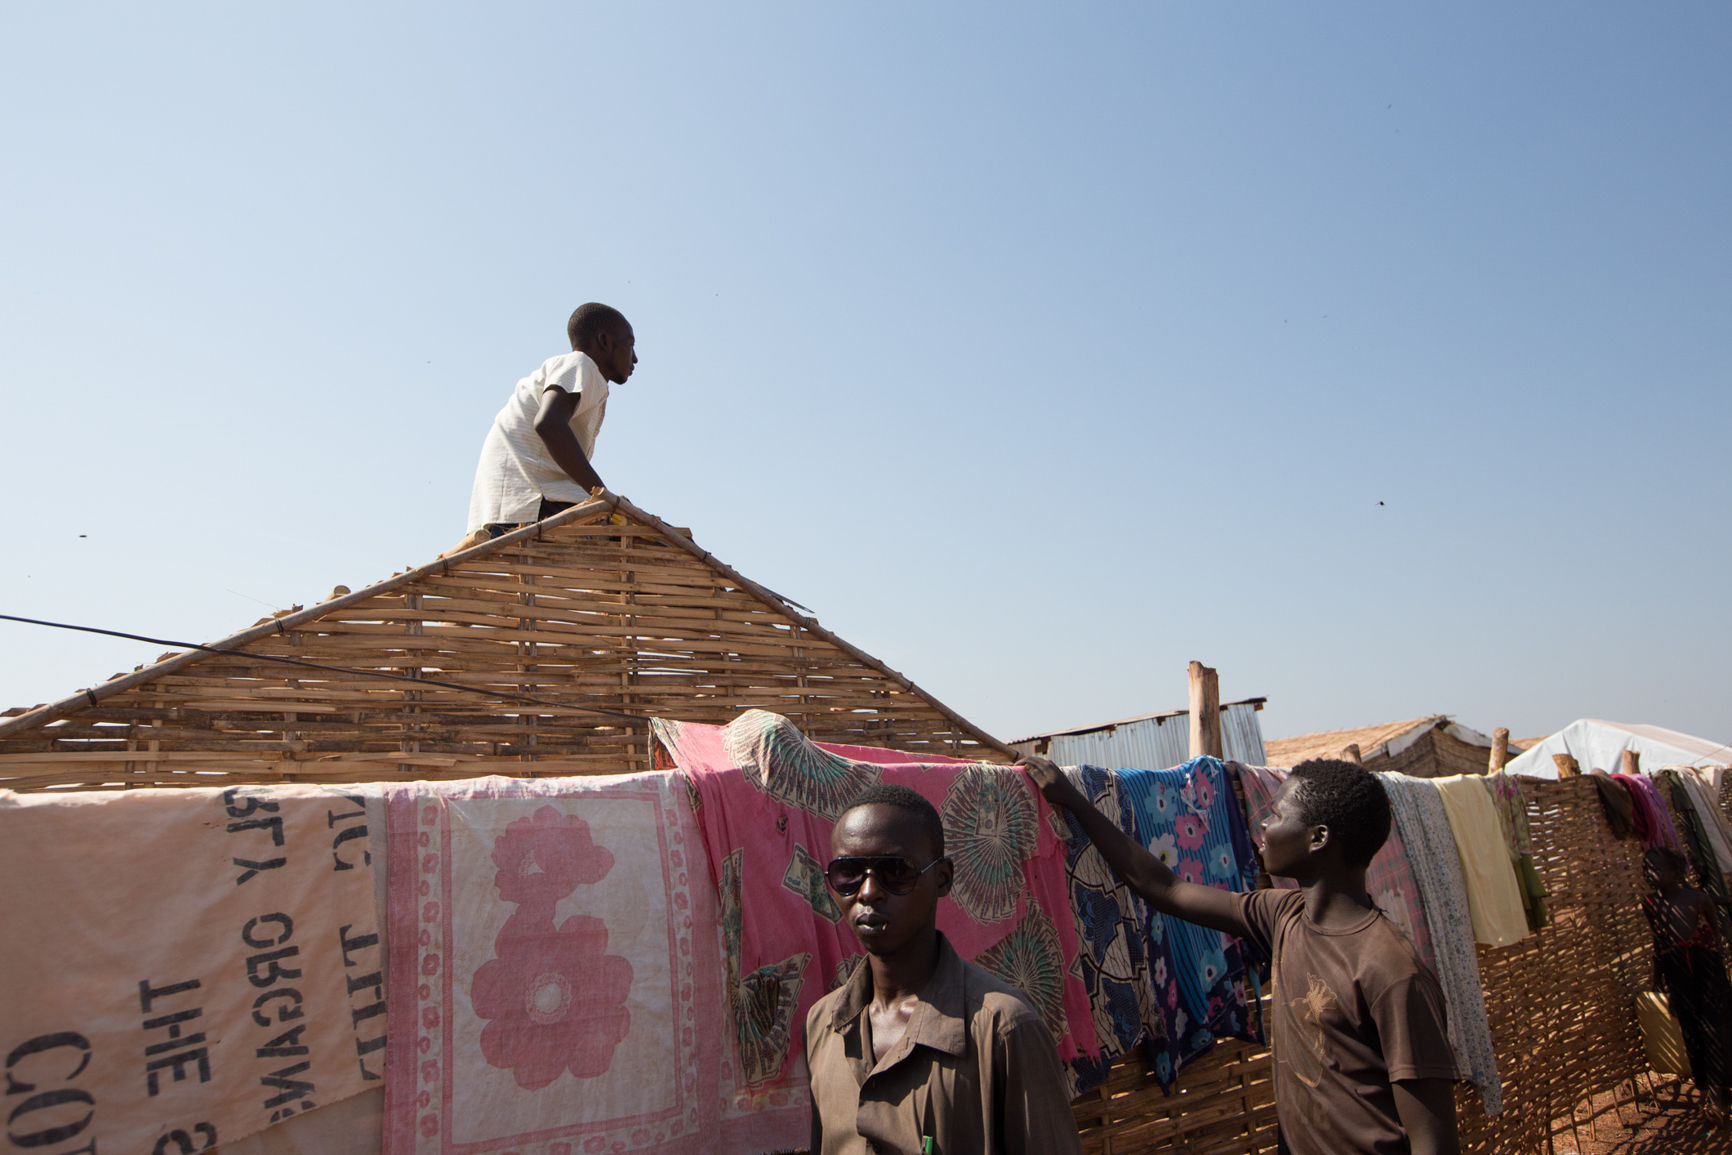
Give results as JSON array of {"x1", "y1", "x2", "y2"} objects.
[{"x1": 2, "y1": 4, "x2": 1727, "y2": 749}]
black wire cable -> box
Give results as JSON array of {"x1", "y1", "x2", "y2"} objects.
[{"x1": 0, "y1": 613, "x2": 653, "y2": 724}]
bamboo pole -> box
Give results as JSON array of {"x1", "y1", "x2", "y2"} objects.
[
  {"x1": 1489, "y1": 727, "x2": 1511, "y2": 773},
  {"x1": 1188, "y1": 661, "x2": 1223, "y2": 760}
]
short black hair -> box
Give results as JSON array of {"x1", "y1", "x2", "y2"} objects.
[
  {"x1": 567, "y1": 302, "x2": 630, "y2": 350},
  {"x1": 1289, "y1": 759, "x2": 1392, "y2": 867},
  {"x1": 1644, "y1": 846, "x2": 1690, "y2": 874},
  {"x1": 841, "y1": 784, "x2": 945, "y2": 860}
]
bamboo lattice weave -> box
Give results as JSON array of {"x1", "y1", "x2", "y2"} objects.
[{"x1": 0, "y1": 496, "x2": 1006, "y2": 790}]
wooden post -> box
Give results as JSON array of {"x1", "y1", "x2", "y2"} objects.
[
  {"x1": 1341, "y1": 743, "x2": 1363, "y2": 765},
  {"x1": 1489, "y1": 728, "x2": 1510, "y2": 774},
  {"x1": 1554, "y1": 753, "x2": 1581, "y2": 778},
  {"x1": 1622, "y1": 749, "x2": 1640, "y2": 776},
  {"x1": 1188, "y1": 661, "x2": 1223, "y2": 760}
]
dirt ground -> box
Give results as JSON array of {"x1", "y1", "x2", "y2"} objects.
[{"x1": 1548, "y1": 1076, "x2": 1732, "y2": 1154}]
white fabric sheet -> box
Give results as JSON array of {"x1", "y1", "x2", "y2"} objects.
[{"x1": 1502, "y1": 718, "x2": 1730, "y2": 779}]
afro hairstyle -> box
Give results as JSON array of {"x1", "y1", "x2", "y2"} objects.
[{"x1": 1288, "y1": 758, "x2": 1392, "y2": 867}]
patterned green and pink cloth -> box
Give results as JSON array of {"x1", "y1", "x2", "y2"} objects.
[{"x1": 650, "y1": 710, "x2": 1100, "y2": 1092}]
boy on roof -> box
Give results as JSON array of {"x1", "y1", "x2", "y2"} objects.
[
  {"x1": 1022, "y1": 755, "x2": 1461, "y2": 1155},
  {"x1": 805, "y1": 783, "x2": 1083, "y2": 1155},
  {"x1": 465, "y1": 303, "x2": 637, "y2": 539}
]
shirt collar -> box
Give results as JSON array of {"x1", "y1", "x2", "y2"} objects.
[{"x1": 829, "y1": 932, "x2": 969, "y2": 1058}]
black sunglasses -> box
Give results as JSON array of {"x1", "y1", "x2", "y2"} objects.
[{"x1": 823, "y1": 855, "x2": 946, "y2": 897}]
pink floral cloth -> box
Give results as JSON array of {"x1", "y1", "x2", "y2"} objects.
[
  {"x1": 1232, "y1": 763, "x2": 1436, "y2": 973},
  {"x1": 652, "y1": 710, "x2": 1098, "y2": 1091},
  {"x1": 383, "y1": 772, "x2": 805, "y2": 1155}
]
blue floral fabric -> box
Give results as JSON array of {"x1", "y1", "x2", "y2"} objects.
[{"x1": 1117, "y1": 757, "x2": 1263, "y2": 1081}]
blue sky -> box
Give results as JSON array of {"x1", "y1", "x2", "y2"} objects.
[{"x1": 2, "y1": 4, "x2": 1727, "y2": 748}]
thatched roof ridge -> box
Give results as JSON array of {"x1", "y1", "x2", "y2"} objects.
[
  {"x1": 1, "y1": 491, "x2": 1008, "y2": 789},
  {"x1": 1264, "y1": 716, "x2": 1446, "y2": 767},
  {"x1": 1265, "y1": 714, "x2": 1524, "y2": 772},
  {"x1": 1009, "y1": 698, "x2": 1267, "y2": 746}
]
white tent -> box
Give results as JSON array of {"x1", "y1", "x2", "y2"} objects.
[{"x1": 1503, "y1": 718, "x2": 1731, "y2": 779}]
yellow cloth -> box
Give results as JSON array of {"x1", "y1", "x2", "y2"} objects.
[
  {"x1": 1636, "y1": 992, "x2": 1693, "y2": 1077},
  {"x1": 1433, "y1": 774, "x2": 1532, "y2": 947}
]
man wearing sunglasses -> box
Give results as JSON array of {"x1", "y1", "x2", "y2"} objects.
[{"x1": 803, "y1": 783, "x2": 1083, "y2": 1155}]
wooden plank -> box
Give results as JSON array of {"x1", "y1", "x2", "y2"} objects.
[{"x1": 1188, "y1": 660, "x2": 1223, "y2": 760}]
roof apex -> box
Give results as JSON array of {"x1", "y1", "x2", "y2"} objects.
[{"x1": 0, "y1": 491, "x2": 1008, "y2": 761}]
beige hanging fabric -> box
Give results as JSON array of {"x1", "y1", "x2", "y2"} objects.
[
  {"x1": 1433, "y1": 774, "x2": 1532, "y2": 947},
  {"x1": 0, "y1": 784, "x2": 387, "y2": 1154}
]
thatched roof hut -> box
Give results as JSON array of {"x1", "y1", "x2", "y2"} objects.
[
  {"x1": 0, "y1": 493, "x2": 1007, "y2": 792},
  {"x1": 1264, "y1": 715, "x2": 1519, "y2": 778}
]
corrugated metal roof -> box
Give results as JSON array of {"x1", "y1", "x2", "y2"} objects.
[
  {"x1": 1010, "y1": 697, "x2": 1268, "y2": 742},
  {"x1": 1008, "y1": 699, "x2": 1266, "y2": 770}
]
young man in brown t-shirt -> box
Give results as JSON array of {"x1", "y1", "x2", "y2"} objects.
[{"x1": 1023, "y1": 756, "x2": 1462, "y2": 1155}]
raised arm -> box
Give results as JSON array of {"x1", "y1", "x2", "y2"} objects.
[
  {"x1": 533, "y1": 387, "x2": 605, "y2": 492},
  {"x1": 1020, "y1": 755, "x2": 1244, "y2": 937}
]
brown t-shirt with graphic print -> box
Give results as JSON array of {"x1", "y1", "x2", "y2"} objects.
[{"x1": 1230, "y1": 889, "x2": 1461, "y2": 1155}]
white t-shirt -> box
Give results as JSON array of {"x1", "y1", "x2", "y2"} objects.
[{"x1": 465, "y1": 351, "x2": 610, "y2": 532}]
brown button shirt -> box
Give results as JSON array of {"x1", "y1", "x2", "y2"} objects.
[
  {"x1": 804, "y1": 933, "x2": 1083, "y2": 1155},
  {"x1": 1231, "y1": 889, "x2": 1462, "y2": 1155}
]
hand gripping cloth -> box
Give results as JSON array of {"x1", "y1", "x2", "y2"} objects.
[
  {"x1": 1058, "y1": 765, "x2": 1167, "y2": 1095},
  {"x1": 1115, "y1": 758, "x2": 1264, "y2": 1086}
]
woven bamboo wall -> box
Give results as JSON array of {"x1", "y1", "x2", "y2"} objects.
[
  {"x1": 0, "y1": 496, "x2": 1006, "y2": 792},
  {"x1": 1454, "y1": 776, "x2": 1656, "y2": 1153},
  {"x1": 1068, "y1": 777, "x2": 1662, "y2": 1155},
  {"x1": 1069, "y1": 1027, "x2": 1277, "y2": 1154}
]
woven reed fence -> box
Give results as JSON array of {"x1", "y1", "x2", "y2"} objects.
[
  {"x1": 1068, "y1": 775, "x2": 1686, "y2": 1155},
  {"x1": 0, "y1": 493, "x2": 1006, "y2": 790}
]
